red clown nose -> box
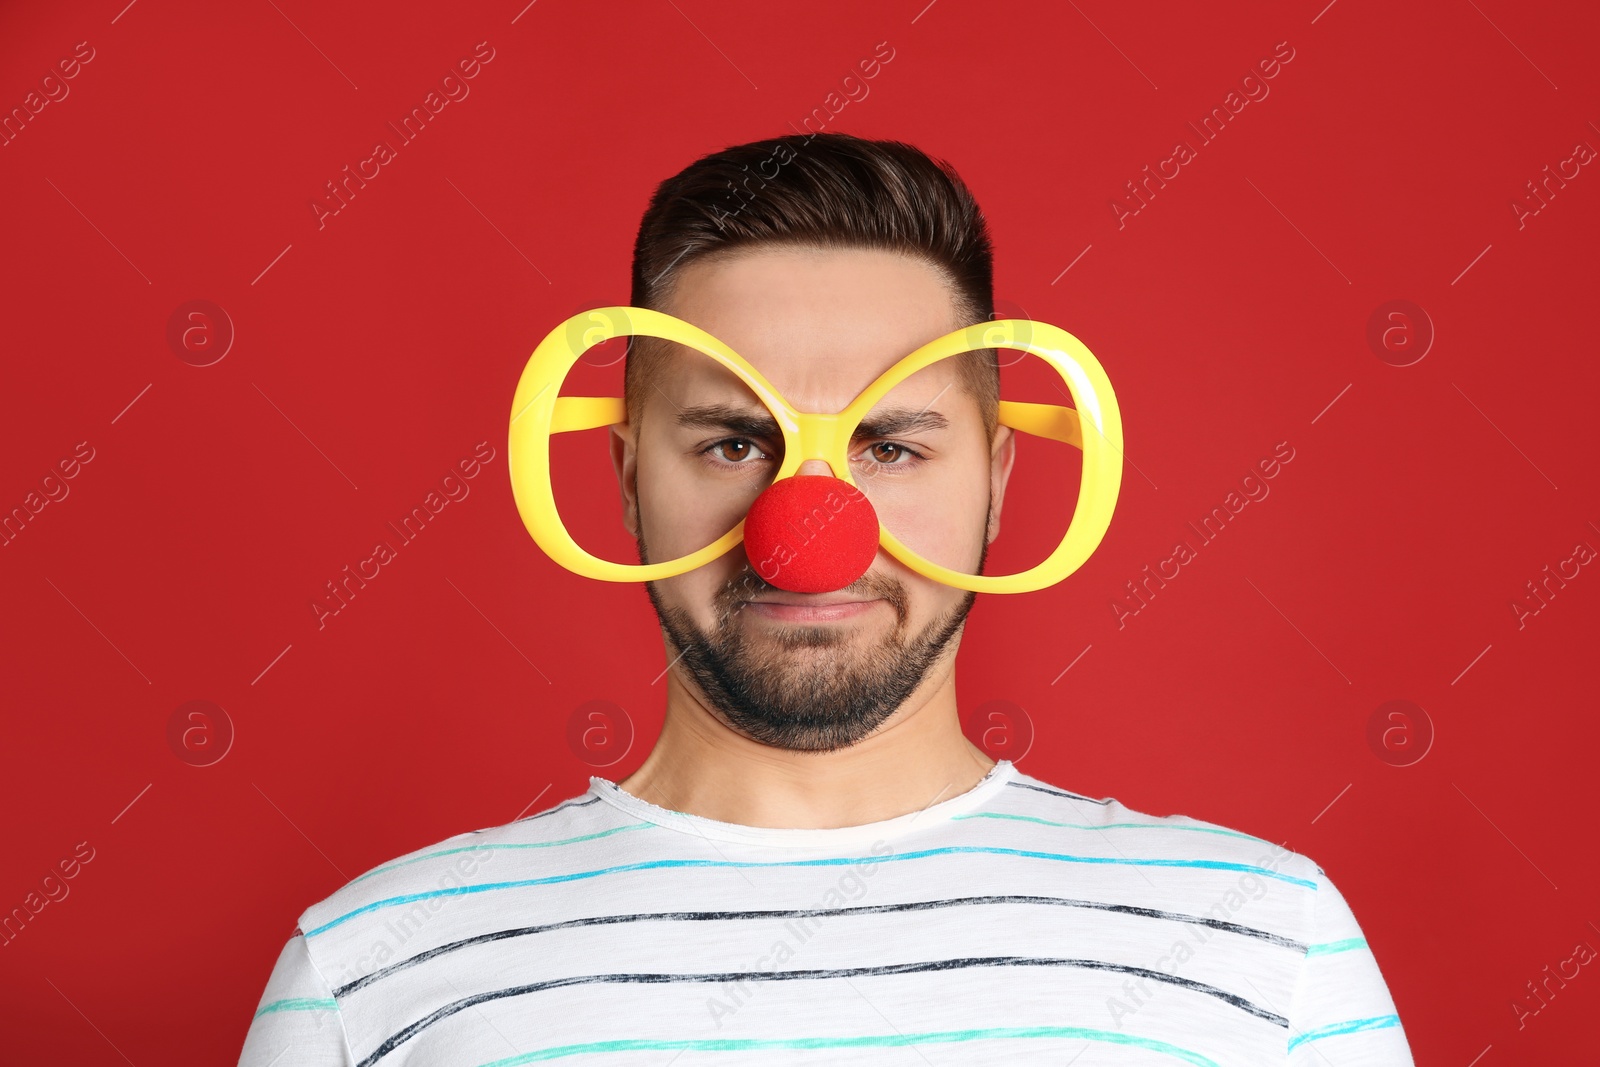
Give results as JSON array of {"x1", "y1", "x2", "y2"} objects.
[{"x1": 742, "y1": 475, "x2": 880, "y2": 593}]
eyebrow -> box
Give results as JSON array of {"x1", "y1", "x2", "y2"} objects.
[{"x1": 673, "y1": 403, "x2": 950, "y2": 439}]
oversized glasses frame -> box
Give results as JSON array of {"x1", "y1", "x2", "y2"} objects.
[{"x1": 507, "y1": 306, "x2": 1124, "y2": 593}]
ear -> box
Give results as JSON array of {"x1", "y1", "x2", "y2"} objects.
[
  {"x1": 609, "y1": 421, "x2": 640, "y2": 538},
  {"x1": 985, "y1": 424, "x2": 1016, "y2": 544}
]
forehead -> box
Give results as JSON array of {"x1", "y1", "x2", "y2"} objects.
[{"x1": 655, "y1": 246, "x2": 968, "y2": 414}]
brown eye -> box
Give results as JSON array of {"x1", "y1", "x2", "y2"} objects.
[
  {"x1": 870, "y1": 443, "x2": 907, "y2": 463},
  {"x1": 854, "y1": 441, "x2": 925, "y2": 472},
  {"x1": 707, "y1": 438, "x2": 767, "y2": 465}
]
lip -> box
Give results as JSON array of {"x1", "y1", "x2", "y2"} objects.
[
  {"x1": 750, "y1": 594, "x2": 873, "y2": 606},
  {"x1": 743, "y1": 596, "x2": 880, "y2": 622}
]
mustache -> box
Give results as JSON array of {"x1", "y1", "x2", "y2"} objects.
[
  {"x1": 637, "y1": 519, "x2": 912, "y2": 629},
  {"x1": 714, "y1": 560, "x2": 909, "y2": 623}
]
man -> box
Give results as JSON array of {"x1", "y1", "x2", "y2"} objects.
[{"x1": 239, "y1": 132, "x2": 1413, "y2": 1065}]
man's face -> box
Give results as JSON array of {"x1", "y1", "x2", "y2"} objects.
[{"x1": 608, "y1": 246, "x2": 1015, "y2": 753}]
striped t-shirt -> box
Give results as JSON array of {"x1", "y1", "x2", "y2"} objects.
[{"x1": 237, "y1": 759, "x2": 1413, "y2": 1065}]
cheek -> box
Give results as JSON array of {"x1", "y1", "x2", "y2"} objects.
[
  {"x1": 652, "y1": 562, "x2": 739, "y2": 630},
  {"x1": 877, "y1": 545, "x2": 968, "y2": 622},
  {"x1": 866, "y1": 464, "x2": 990, "y2": 573},
  {"x1": 635, "y1": 450, "x2": 758, "y2": 559},
  {"x1": 634, "y1": 448, "x2": 757, "y2": 621}
]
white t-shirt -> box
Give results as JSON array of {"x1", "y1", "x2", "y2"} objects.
[{"x1": 237, "y1": 760, "x2": 1414, "y2": 1065}]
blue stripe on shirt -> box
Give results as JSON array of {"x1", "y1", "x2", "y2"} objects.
[
  {"x1": 305, "y1": 844, "x2": 1318, "y2": 938},
  {"x1": 1287, "y1": 1014, "x2": 1402, "y2": 1051}
]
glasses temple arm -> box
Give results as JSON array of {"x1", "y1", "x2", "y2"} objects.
[
  {"x1": 550, "y1": 396, "x2": 628, "y2": 433},
  {"x1": 997, "y1": 400, "x2": 1083, "y2": 449}
]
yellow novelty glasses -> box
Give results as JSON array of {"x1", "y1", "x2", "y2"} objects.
[{"x1": 507, "y1": 306, "x2": 1123, "y2": 593}]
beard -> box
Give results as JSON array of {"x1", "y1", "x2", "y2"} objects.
[{"x1": 637, "y1": 504, "x2": 989, "y2": 753}]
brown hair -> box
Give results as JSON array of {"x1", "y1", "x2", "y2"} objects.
[{"x1": 625, "y1": 131, "x2": 999, "y2": 442}]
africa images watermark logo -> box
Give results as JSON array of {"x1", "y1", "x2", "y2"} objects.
[
  {"x1": 311, "y1": 441, "x2": 497, "y2": 630},
  {"x1": 309, "y1": 42, "x2": 497, "y2": 230}
]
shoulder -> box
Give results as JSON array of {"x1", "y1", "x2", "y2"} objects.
[
  {"x1": 288, "y1": 787, "x2": 617, "y2": 990},
  {"x1": 999, "y1": 766, "x2": 1327, "y2": 889}
]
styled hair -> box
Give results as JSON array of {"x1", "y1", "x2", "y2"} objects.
[{"x1": 624, "y1": 131, "x2": 999, "y2": 442}]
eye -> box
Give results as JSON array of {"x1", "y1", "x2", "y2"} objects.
[
  {"x1": 859, "y1": 441, "x2": 924, "y2": 468},
  {"x1": 702, "y1": 437, "x2": 772, "y2": 466}
]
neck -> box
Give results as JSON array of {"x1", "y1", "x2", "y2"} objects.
[{"x1": 614, "y1": 652, "x2": 996, "y2": 830}]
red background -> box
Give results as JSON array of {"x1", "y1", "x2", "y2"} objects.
[{"x1": 2, "y1": 0, "x2": 1596, "y2": 1062}]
